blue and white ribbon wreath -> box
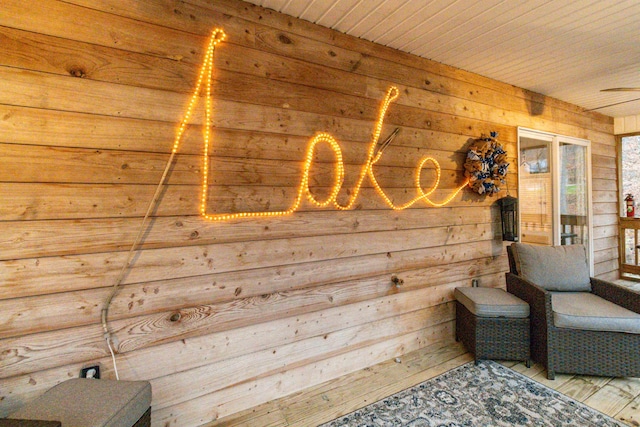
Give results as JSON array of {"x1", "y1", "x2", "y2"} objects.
[{"x1": 464, "y1": 132, "x2": 509, "y2": 195}]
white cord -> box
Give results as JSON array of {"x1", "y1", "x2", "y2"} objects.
[{"x1": 106, "y1": 337, "x2": 120, "y2": 380}]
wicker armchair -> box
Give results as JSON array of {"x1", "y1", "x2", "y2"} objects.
[{"x1": 506, "y1": 243, "x2": 640, "y2": 380}]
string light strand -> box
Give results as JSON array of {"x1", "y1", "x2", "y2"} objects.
[{"x1": 180, "y1": 30, "x2": 466, "y2": 221}]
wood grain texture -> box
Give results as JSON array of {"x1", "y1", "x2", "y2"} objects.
[
  {"x1": 0, "y1": 0, "x2": 618, "y2": 425},
  {"x1": 0, "y1": 268, "x2": 503, "y2": 378},
  {"x1": 0, "y1": 251, "x2": 506, "y2": 339},
  {"x1": 0, "y1": 206, "x2": 496, "y2": 260},
  {"x1": 152, "y1": 323, "x2": 455, "y2": 426}
]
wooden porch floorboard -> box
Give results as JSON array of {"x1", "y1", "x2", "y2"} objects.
[{"x1": 206, "y1": 339, "x2": 640, "y2": 427}]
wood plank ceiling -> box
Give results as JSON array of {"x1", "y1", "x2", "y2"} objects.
[{"x1": 246, "y1": 0, "x2": 640, "y2": 118}]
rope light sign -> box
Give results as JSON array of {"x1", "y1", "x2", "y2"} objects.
[
  {"x1": 175, "y1": 28, "x2": 469, "y2": 221},
  {"x1": 101, "y1": 28, "x2": 473, "y2": 367}
]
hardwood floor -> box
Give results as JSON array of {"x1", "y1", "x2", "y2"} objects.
[{"x1": 207, "y1": 339, "x2": 640, "y2": 427}]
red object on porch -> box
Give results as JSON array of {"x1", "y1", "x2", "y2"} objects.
[{"x1": 626, "y1": 194, "x2": 635, "y2": 217}]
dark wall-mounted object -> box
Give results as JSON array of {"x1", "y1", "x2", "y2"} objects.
[{"x1": 498, "y1": 196, "x2": 519, "y2": 242}]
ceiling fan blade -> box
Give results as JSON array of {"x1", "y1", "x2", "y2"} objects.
[
  {"x1": 586, "y1": 96, "x2": 640, "y2": 111},
  {"x1": 600, "y1": 87, "x2": 640, "y2": 92}
]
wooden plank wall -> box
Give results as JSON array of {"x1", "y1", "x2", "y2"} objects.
[{"x1": 0, "y1": 0, "x2": 618, "y2": 425}]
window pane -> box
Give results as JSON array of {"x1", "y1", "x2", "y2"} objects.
[
  {"x1": 520, "y1": 137, "x2": 553, "y2": 245},
  {"x1": 560, "y1": 143, "x2": 588, "y2": 247}
]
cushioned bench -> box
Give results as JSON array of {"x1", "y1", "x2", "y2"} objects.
[
  {"x1": 455, "y1": 287, "x2": 530, "y2": 366},
  {"x1": 6, "y1": 379, "x2": 151, "y2": 427}
]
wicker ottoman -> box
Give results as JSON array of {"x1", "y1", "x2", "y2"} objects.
[
  {"x1": 455, "y1": 287, "x2": 530, "y2": 366},
  {"x1": 7, "y1": 379, "x2": 151, "y2": 427}
]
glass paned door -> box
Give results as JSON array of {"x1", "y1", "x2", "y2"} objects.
[
  {"x1": 518, "y1": 128, "x2": 593, "y2": 273},
  {"x1": 519, "y1": 136, "x2": 553, "y2": 245},
  {"x1": 559, "y1": 142, "x2": 589, "y2": 248}
]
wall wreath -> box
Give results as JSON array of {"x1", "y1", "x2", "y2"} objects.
[{"x1": 464, "y1": 132, "x2": 509, "y2": 195}]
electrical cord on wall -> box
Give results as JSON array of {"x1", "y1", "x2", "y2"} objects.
[
  {"x1": 100, "y1": 149, "x2": 178, "y2": 380},
  {"x1": 100, "y1": 28, "x2": 226, "y2": 380}
]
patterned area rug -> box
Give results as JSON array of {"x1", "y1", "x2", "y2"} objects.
[{"x1": 320, "y1": 361, "x2": 625, "y2": 427}]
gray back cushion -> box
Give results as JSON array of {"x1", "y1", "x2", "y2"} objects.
[{"x1": 511, "y1": 243, "x2": 591, "y2": 292}]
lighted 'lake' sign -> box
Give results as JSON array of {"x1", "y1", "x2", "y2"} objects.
[{"x1": 174, "y1": 29, "x2": 469, "y2": 221}]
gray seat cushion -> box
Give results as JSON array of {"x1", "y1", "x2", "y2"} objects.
[
  {"x1": 552, "y1": 292, "x2": 640, "y2": 334},
  {"x1": 511, "y1": 243, "x2": 591, "y2": 292},
  {"x1": 455, "y1": 287, "x2": 529, "y2": 318},
  {"x1": 10, "y1": 379, "x2": 151, "y2": 427}
]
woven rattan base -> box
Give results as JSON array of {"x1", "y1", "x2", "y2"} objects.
[
  {"x1": 456, "y1": 301, "x2": 530, "y2": 366},
  {"x1": 133, "y1": 407, "x2": 150, "y2": 427}
]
